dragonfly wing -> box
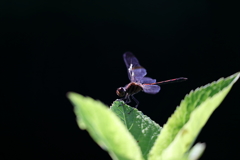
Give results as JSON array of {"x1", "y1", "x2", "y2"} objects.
[
  {"x1": 123, "y1": 52, "x2": 147, "y2": 82},
  {"x1": 123, "y1": 52, "x2": 140, "y2": 69},
  {"x1": 141, "y1": 77, "x2": 156, "y2": 84},
  {"x1": 142, "y1": 85, "x2": 161, "y2": 94},
  {"x1": 130, "y1": 68, "x2": 147, "y2": 82}
]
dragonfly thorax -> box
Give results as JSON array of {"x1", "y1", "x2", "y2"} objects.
[{"x1": 125, "y1": 82, "x2": 143, "y2": 95}]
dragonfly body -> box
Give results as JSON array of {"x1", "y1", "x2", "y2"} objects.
[
  {"x1": 116, "y1": 82, "x2": 143, "y2": 97},
  {"x1": 116, "y1": 52, "x2": 187, "y2": 108}
]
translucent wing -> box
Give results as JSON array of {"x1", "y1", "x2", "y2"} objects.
[
  {"x1": 123, "y1": 52, "x2": 147, "y2": 82},
  {"x1": 140, "y1": 77, "x2": 156, "y2": 84},
  {"x1": 142, "y1": 85, "x2": 161, "y2": 94}
]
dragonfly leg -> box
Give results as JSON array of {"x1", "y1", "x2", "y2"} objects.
[
  {"x1": 120, "y1": 94, "x2": 131, "y2": 104},
  {"x1": 125, "y1": 95, "x2": 131, "y2": 103},
  {"x1": 131, "y1": 95, "x2": 139, "y2": 108}
]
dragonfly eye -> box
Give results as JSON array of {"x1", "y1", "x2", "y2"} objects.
[{"x1": 116, "y1": 87, "x2": 126, "y2": 97}]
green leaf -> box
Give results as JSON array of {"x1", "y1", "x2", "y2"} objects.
[
  {"x1": 148, "y1": 72, "x2": 240, "y2": 160},
  {"x1": 110, "y1": 100, "x2": 162, "y2": 160},
  {"x1": 67, "y1": 92, "x2": 143, "y2": 160}
]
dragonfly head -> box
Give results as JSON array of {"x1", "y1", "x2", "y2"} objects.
[{"x1": 116, "y1": 87, "x2": 126, "y2": 97}]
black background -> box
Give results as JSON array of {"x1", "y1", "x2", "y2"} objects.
[{"x1": 1, "y1": 0, "x2": 240, "y2": 159}]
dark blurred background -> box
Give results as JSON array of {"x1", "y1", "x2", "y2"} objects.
[{"x1": 1, "y1": 0, "x2": 239, "y2": 159}]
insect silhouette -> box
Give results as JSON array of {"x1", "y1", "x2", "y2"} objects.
[{"x1": 116, "y1": 52, "x2": 187, "y2": 108}]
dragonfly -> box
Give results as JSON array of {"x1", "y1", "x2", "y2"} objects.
[{"x1": 116, "y1": 52, "x2": 187, "y2": 108}]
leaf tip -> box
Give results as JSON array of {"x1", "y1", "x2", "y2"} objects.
[
  {"x1": 188, "y1": 143, "x2": 206, "y2": 160},
  {"x1": 66, "y1": 91, "x2": 74, "y2": 98},
  {"x1": 230, "y1": 71, "x2": 240, "y2": 84}
]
